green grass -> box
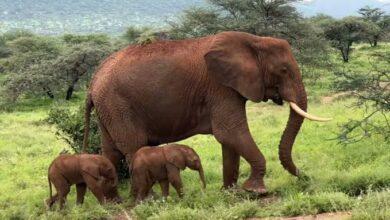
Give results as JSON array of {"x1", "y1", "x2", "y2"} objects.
[
  {"x1": 0, "y1": 98, "x2": 389, "y2": 219},
  {"x1": 0, "y1": 44, "x2": 389, "y2": 219}
]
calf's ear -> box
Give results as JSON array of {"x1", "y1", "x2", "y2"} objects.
[
  {"x1": 81, "y1": 164, "x2": 100, "y2": 180},
  {"x1": 164, "y1": 148, "x2": 186, "y2": 170}
]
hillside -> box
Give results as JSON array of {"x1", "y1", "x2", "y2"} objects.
[
  {"x1": 0, "y1": 0, "x2": 204, "y2": 35},
  {"x1": 1, "y1": 0, "x2": 389, "y2": 35}
]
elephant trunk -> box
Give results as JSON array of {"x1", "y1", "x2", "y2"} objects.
[
  {"x1": 278, "y1": 82, "x2": 307, "y2": 177},
  {"x1": 198, "y1": 165, "x2": 206, "y2": 189}
]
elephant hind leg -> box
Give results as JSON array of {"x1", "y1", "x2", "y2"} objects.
[
  {"x1": 76, "y1": 183, "x2": 87, "y2": 205},
  {"x1": 99, "y1": 122, "x2": 125, "y2": 170},
  {"x1": 50, "y1": 173, "x2": 70, "y2": 209},
  {"x1": 100, "y1": 117, "x2": 147, "y2": 163},
  {"x1": 46, "y1": 193, "x2": 58, "y2": 208}
]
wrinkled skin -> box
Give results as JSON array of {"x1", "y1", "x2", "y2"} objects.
[
  {"x1": 46, "y1": 154, "x2": 122, "y2": 209},
  {"x1": 84, "y1": 31, "x2": 309, "y2": 195},
  {"x1": 131, "y1": 144, "x2": 206, "y2": 202}
]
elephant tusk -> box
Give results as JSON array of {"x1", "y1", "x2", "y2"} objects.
[{"x1": 289, "y1": 102, "x2": 332, "y2": 122}]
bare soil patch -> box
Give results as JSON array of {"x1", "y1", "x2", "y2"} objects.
[{"x1": 250, "y1": 211, "x2": 352, "y2": 220}]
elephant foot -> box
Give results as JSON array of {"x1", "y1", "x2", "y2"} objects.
[{"x1": 242, "y1": 178, "x2": 267, "y2": 195}]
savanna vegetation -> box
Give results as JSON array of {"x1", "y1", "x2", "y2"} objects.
[{"x1": 0, "y1": 0, "x2": 389, "y2": 219}]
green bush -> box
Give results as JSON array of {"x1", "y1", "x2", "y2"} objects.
[
  {"x1": 45, "y1": 102, "x2": 129, "y2": 179},
  {"x1": 46, "y1": 103, "x2": 100, "y2": 154}
]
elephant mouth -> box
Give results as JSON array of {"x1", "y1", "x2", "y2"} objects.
[
  {"x1": 271, "y1": 94, "x2": 283, "y2": 106},
  {"x1": 263, "y1": 90, "x2": 284, "y2": 106}
]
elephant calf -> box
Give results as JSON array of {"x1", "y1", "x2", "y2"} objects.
[
  {"x1": 130, "y1": 144, "x2": 206, "y2": 202},
  {"x1": 46, "y1": 154, "x2": 122, "y2": 209}
]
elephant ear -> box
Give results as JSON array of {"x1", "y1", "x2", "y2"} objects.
[
  {"x1": 81, "y1": 164, "x2": 100, "y2": 180},
  {"x1": 164, "y1": 147, "x2": 186, "y2": 170},
  {"x1": 204, "y1": 32, "x2": 265, "y2": 102},
  {"x1": 100, "y1": 166, "x2": 117, "y2": 186}
]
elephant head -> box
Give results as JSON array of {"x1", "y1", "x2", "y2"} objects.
[
  {"x1": 98, "y1": 164, "x2": 122, "y2": 203},
  {"x1": 164, "y1": 145, "x2": 206, "y2": 189},
  {"x1": 205, "y1": 31, "x2": 331, "y2": 177}
]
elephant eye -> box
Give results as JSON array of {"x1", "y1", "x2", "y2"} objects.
[{"x1": 281, "y1": 67, "x2": 288, "y2": 74}]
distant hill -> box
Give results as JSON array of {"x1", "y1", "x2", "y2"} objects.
[
  {"x1": 0, "y1": 0, "x2": 388, "y2": 35},
  {"x1": 0, "y1": 0, "x2": 205, "y2": 35}
]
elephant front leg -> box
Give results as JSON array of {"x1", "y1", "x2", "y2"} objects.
[
  {"x1": 212, "y1": 99, "x2": 267, "y2": 195},
  {"x1": 218, "y1": 131, "x2": 267, "y2": 194},
  {"x1": 222, "y1": 145, "x2": 240, "y2": 188},
  {"x1": 159, "y1": 180, "x2": 170, "y2": 197}
]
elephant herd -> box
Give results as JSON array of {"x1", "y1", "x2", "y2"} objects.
[{"x1": 47, "y1": 31, "x2": 331, "y2": 208}]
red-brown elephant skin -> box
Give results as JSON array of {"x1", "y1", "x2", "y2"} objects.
[
  {"x1": 46, "y1": 154, "x2": 121, "y2": 209},
  {"x1": 131, "y1": 144, "x2": 206, "y2": 202},
  {"x1": 83, "y1": 31, "x2": 330, "y2": 194}
]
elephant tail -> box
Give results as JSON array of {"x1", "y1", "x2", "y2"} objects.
[
  {"x1": 82, "y1": 93, "x2": 94, "y2": 153},
  {"x1": 48, "y1": 173, "x2": 52, "y2": 200}
]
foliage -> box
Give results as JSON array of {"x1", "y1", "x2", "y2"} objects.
[
  {"x1": 123, "y1": 27, "x2": 170, "y2": 45},
  {"x1": 45, "y1": 103, "x2": 100, "y2": 154},
  {"x1": 62, "y1": 34, "x2": 111, "y2": 45},
  {"x1": 358, "y1": 6, "x2": 389, "y2": 47},
  {"x1": 334, "y1": 49, "x2": 389, "y2": 144},
  {"x1": 324, "y1": 17, "x2": 371, "y2": 62},
  {"x1": 168, "y1": 0, "x2": 330, "y2": 75},
  {"x1": 45, "y1": 102, "x2": 130, "y2": 179},
  {"x1": 2, "y1": 33, "x2": 114, "y2": 101},
  {"x1": 169, "y1": 0, "x2": 302, "y2": 39}
]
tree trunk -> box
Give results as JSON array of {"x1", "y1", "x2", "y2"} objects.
[
  {"x1": 65, "y1": 76, "x2": 80, "y2": 100},
  {"x1": 43, "y1": 87, "x2": 54, "y2": 99},
  {"x1": 373, "y1": 35, "x2": 378, "y2": 47},
  {"x1": 65, "y1": 85, "x2": 74, "y2": 100},
  {"x1": 340, "y1": 48, "x2": 349, "y2": 63}
]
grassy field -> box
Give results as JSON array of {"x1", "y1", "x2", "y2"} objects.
[{"x1": 0, "y1": 45, "x2": 389, "y2": 219}]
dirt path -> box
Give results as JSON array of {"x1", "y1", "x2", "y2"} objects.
[
  {"x1": 250, "y1": 211, "x2": 352, "y2": 220},
  {"x1": 321, "y1": 92, "x2": 351, "y2": 104}
]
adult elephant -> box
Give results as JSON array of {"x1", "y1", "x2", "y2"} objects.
[{"x1": 83, "y1": 31, "x2": 330, "y2": 194}]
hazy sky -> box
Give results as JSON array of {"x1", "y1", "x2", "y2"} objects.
[{"x1": 298, "y1": 0, "x2": 390, "y2": 18}]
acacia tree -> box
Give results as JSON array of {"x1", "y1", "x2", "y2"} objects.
[
  {"x1": 3, "y1": 34, "x2": 113, "y2": 101},
  {"x1": 334, "y1": 52, "x2": 389, "y2": 143},
  {"x1": 55, "y1": 43, "x2": 112, "y2": 100},
  {"x1": 358, "y1": 6, "x2": 389, "y2": 47},
  {"x1": 324, "y1": 17, "x2": 369, "y2": 62},
  {"x1": 168, "y1": 0, "x2": 330, "y2": 77},
  {"x1": 3, "y1": 35, "x2": 61, "y2": 100},
  {"x1": 169, "y1": 0, "x2": 301, "y2": 39}
]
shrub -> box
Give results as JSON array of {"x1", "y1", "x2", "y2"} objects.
[
  {"x1": 46, "y1": 103, "x2": 100, "y2": 154},
  {"x1": 45, "y1": 102, "x2": 129, "y2": 179}
]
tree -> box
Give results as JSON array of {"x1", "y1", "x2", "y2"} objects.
[
  {"x1": 3, "y1": 35, "x2": 61, "y2": 100},
  {"x1": 334, "y1": 51, "x2": 389, "y2": 143},
  {"x1": 54, "y1": 43, "x2": 112, "y2": 100},
  {"x1": 3, "y1": 34, "x2": 114, "y2": 101},
  {"x1": 169, "y1": 0, "x2": 302, "y2": 40},
  {"x1": 358, "y1": 6, "x2": 389, "y2": 47},
  {"x1": 123, "y1": 26, "x2": 170, "y2": 45},
  {"x1": 168, "y1": 0, "x2": 330, "y2": 73},
  {"x1": 324, "y1": 17, "x2": 368, "y2": 62}
]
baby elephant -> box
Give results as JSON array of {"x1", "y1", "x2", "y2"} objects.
[
  {"x1": 131, "y1": 144, "x2": 206, "y2": 202},
  {"x1": 46, "y1": 154, "x2": 121, "y2": 209}
]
